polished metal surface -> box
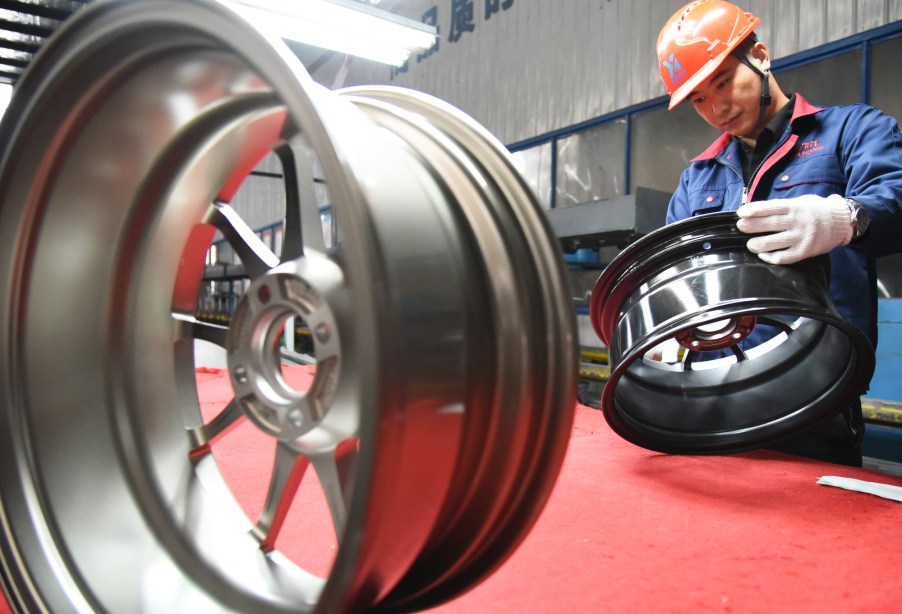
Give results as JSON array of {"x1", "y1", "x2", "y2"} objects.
[
  {"x1": 590, "y1": 212, "x2": 875, "y2": 454},
  {"x1": 0, "y1": 1, "x2": 577, "y2": 612}
]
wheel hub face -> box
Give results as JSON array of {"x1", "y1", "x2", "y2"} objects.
[
  {"x1": 228, "y1": 259, "x2": 343, "y2": 441},
  {"x1": 590, "y1": 212, "x2": 875, "y2": 454},
  {"x1": 0, "y1": 1, "x2": 577, "y2": 612}
]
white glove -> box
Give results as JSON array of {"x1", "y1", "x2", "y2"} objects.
[
  {"x1": 646, "y1": 337, "x2": 680, "y2": 363},
  {"x1": 736, "y1": 194, "x2": 853, "y2": 265}
]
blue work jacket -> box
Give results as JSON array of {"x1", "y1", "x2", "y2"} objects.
[{"x1": 667, "y1": 94, "x2": 902, "y2": 347}]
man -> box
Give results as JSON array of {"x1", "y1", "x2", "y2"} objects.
[{"x1": 657, "y1": 0, "x2": 902, "y2": 466}]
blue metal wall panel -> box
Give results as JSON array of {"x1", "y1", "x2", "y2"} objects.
[
  {"x1": 862, "y1": 424, "x2": 902, "y2": 464},
  {"x1": 866, "y1": 299, "x2": 902, "y2": 401}
]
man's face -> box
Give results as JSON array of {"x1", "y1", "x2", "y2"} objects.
[{"x1": 687, "y1": 55, "x2": 765, "y2": 140}]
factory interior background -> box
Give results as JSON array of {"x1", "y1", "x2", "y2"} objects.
[{"x1": 195, "y1": 0, "x2": 902, "y2": 474}]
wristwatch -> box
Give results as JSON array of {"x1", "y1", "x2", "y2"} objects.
[{"x1": 845, "y1": 198, "x2": 869, "y2": 240}]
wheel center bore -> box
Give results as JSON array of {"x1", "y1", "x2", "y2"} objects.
[
  {"x1": 226, "y1": 258, "x2": 342, "y2": 440},
  {"x1": 675, "y1": 315, "x2": 757, "y2": 351}
]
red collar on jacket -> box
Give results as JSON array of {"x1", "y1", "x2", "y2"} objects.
[{"x1": 690, "y1": 94, "x2": 824, "y2": 162}]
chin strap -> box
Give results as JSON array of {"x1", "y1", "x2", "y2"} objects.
[{"x1": 734, "y1": 52, "x2": 772, "y2": 132}]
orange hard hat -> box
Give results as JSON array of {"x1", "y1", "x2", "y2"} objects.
[{"x1": 657, "y1": 0, "x2": 761, "y2": 109}]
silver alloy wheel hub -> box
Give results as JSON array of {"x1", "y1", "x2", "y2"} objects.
[{"x1": 0, "y1": 1, "x2": 577, "y2": 612}]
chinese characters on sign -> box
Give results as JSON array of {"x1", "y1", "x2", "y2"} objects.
[
  {"x1": 391, "y1": 0, "x2": 515, "y2": 79},
  {"x1": 485, "y1": 0, "x2": 514, "y2": 20},
  {"x1": 448, "y1": 0, "x2": 475, "y2": 43}
]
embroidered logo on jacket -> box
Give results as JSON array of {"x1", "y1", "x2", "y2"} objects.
[{"x1": 797, "y1": 139, "x2": 825, "y2": 157}]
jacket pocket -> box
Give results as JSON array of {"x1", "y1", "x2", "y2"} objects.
[
  {"x1": 688, "y1": 187, "x2": 728, "y2": 216},
  {"x1": 772, "y1": 153, "x2": 845, "y2": 196}
]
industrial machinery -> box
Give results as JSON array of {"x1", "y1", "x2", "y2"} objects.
[{"x1": 0, "y1": 0, "x2": 577, "y2": 611}]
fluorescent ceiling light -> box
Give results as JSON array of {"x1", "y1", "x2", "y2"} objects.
[{"x1": 228, "y1": 0, "x2": 437, "y2": 67}]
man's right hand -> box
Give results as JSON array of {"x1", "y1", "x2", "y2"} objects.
[{"x1": 736, "y1": 193, "x2": 853, "y2": 264}]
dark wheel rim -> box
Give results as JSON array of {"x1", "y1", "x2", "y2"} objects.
[
  {"x1": 0, "y1": 1, "x2": 577, "y2": 612},
  {"x1": 590, "y1": 212, "x2": 874, "y2": 454}
]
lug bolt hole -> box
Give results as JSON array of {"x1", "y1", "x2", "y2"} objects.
[
  {"x1": 258, "y1": 285, "x2": 271, "y2": 304},
  {"x1": 315, "y1": 322, "x2": 331, "y2": 344}
]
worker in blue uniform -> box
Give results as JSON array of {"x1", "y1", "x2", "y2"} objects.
[{"x1": 656, "y1": 0, "x2": 902, "y2": 466}]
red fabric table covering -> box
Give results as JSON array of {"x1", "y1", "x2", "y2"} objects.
[
  {"x1": 2, "y1": 367, "x2": 900, "y2": 613},
  {"x1": 429, "y1": 398, "x2": 902, "y2": 612}
]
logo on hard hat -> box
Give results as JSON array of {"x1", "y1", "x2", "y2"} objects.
[{"x1": 663, "y1": 53, "x2": 686, "y2": 86}]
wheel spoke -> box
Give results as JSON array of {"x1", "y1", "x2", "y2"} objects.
[
  {"x1": 203, "y1": 200, "x2": 279, "y2": 279},
  {"x1": 254, "y1": 442, "x2": 310, "y2": 553},
  {"x1": 334, "y1": 437, "x2": 359, "y2": 503},
  {"x1": 275, "y1": 138, "x2": 325, "y2": 261},
  {"x1": 756, "y1": 315, "x2": 795, "y2": 334},
  {"x1": 188, "y1": 399, "x2": 246, "y2": 458},
  {"x1": 728, "y1": 344, "x2": 749, "y2": 362},
  {"x1": 683, "y1": 348, "x2": 696, "y2": 369},
  {"x1": 309, "y1": 441, "x2": 357, "y2": 540},
  {"x1": 173, "y1": 313, "x2": 230, "y2": 347}
]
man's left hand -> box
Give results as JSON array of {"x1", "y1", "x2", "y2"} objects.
[{"x1": 736, "y1": 194, "x2": 853, "y2": 265}]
